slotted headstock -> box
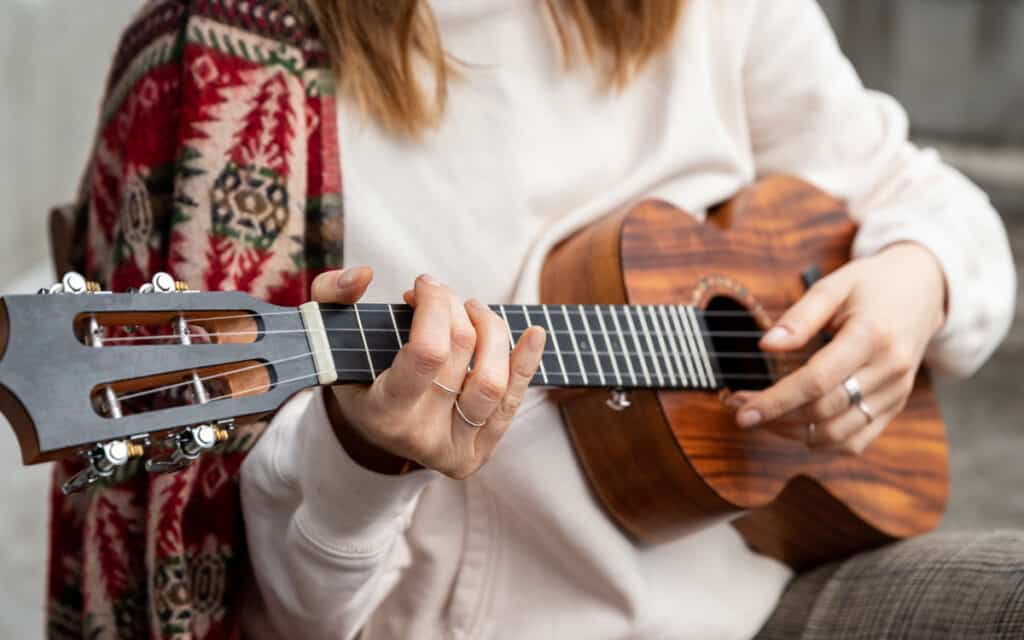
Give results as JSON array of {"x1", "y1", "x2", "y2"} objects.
[{"x1": 0, "y1": 273, "x2": 319, "y2": 491}]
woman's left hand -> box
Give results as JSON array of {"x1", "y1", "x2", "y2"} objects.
[{"x1": 728, "y1": 242, "x2": 947, "y2": 454}]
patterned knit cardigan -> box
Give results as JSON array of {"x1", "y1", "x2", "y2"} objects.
[{"x1": 48, "y1": 2, "x2": 342, "y2": 638}]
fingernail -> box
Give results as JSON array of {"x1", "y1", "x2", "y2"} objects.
[
  {"x1": 528, "y1": 327, "x2": 546, "y2": 351},
  {"x1": 337, "y1": 268, "x2": 361, "y2": 289},
  {"x1": 761, "y1": 326, "x2": 791, "y2": 346},
  {"x1": 737, "y1": 409, "x2": 763, "y2": 428},
  {"x1": 466, "y1": 299, "x2": 486, "y2": 312},
  {"x1": 419, "y1": 274, "x2": 440, "y2": 287}
]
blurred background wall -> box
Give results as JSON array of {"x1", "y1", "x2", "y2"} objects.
[{"x1": 0, "y1": 1, "x2": 1022, "y2": 638}]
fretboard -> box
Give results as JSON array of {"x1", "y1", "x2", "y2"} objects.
[{"x1": 315, "y1": 303, "x2": 722, "y2": 391}]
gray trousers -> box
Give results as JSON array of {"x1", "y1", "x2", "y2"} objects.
[{"x1": 755, "y1": 531, "x2": 1024, "y2": 639}]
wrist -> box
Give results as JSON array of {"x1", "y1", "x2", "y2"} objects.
[
  {"x1": 880, "y1": 241, "x2": 948, "y2": 335},
  {"x1": 322, "y1": 389, "x2": 417, "y2": 475}
]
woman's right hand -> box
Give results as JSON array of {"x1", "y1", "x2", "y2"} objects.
[{"x1": 311, "y1": 267, "x2": 547, "y2": 478}]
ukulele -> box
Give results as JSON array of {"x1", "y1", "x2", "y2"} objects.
[{"x1": 0, "y1": 176, "x2": 947, "y2": 570}]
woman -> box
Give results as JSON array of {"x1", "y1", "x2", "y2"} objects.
[{"x1": 51, "y1": 0, "x2": 1018, "y2": 638}]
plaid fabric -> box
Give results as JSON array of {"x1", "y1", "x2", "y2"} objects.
[{"x1": 756, "y1": 530, "x2": 1024, "y2": 640}]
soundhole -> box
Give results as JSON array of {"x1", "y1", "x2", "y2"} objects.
[{"x1": 703, "y1": 296, "x2": 773, "y2": 391}]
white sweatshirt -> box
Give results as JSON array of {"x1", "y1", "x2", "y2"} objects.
[{"x1": 240, "y1": 1, "x2": 1017, "y2": 638}]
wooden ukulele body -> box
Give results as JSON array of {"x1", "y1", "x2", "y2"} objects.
[{"x1": 540, "y1": 176, "x2": 949, "y2": 570}]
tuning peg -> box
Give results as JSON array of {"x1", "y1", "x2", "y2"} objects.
[
  {"x1": 145, "y1": 424, "x2": 230, "y2": 473},
  {"x1": 143, "y1": 272, "x2": 191, "y2": 294},
  {"x1": 40, "y1": 272, "x2": 105, "y2": 296},
  {"x1": 61, "y1": 439, "x2": 146, "y2": 495}
]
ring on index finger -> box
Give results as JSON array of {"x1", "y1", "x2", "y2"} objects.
[{"x1": 432, "y1": 379, "x2": 460, "y2": 395}]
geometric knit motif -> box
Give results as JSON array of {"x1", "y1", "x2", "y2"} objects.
[{"x1": 48, "y1": 2, "x2": 343, "y2": 638}]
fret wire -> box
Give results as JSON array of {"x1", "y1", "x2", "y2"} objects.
[
  {"x1": 611, "y1": 306, "x2": 638, "y2": 386},
  {"x1": 498, "y1": 305, "x2": 515, "y2": 351},
  {"x1": 659, "y1": 305, "x2": 688, "y2": 388},
  {"x1": 679, "y1": 305, "x2": 708, "y2": 388},
  {"x1": 635, "y1": 305, "x2": 664, "y2": 386},
  {"x1": 561, "y1": 305, "x2": 588, "y2": 385},
  {"x1": 542, "y1": 306, "x2": 569, "y2": 384},
  {"x1": 648, "y1": 305, "x2": 676, "y2": 387},
  {"x1": 690, "y1": 306, "x2": 714, "y2": 388},
  {"x1": 352, "y1": 305, "x2": 376, "y2": 381},
  {"x1": 670, "y1": 305, "x2": 699, "y2": 386},
  {"x1": 523, "y1": 304, "x2": 549, "y2": 384},
  {"x1": 689, "y1": 306, "x2": 717, "y2": 388},
  {"x1": 595, "y1": 306, "x2": 622, "y2": 387},
  {"x1": 578, "y1": 304, "x2": 605, "y2": 386},
  {"x1": 387, "y1": 303, "x2": 404, "y2": 349},
  {"x1": 622, "y1": 307, "x2": 651, "y2": 385}
]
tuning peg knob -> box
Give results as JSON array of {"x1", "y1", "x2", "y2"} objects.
[
  {"x1": 62, "y1": 272, "x2": 88, "y2": 294},
  {"x1": 147, "y1": 272, "x2": 190, "y2": 293},
  {"x1": 145, "y1": 424, "x2": 227, "y2": 473},
  {"x1": 61, "y1": 439, "x2": 145, "y2": 495}
]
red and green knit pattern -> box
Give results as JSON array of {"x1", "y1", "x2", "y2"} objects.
[{"x1": 48, "y1": 2, "x2": 343, "y2": 638}]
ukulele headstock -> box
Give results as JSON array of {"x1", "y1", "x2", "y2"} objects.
[{"x1": 0, "y1": 273, "x2": 319, "y2": 493}]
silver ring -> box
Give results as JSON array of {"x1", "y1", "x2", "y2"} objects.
[
  {"x1": 454, "y1": 398, "x2": 487, "y2": 428},
  {"x1": 842, "y1": 376, "x2": 863, "y2": 407},
  {"x1": 806, "y1": 423, "x2": 817, "y2": 446},
  {"x1": 432, "y1": 379, "x2": 459, "y2": 395},
  {"x1": 855, "y1": 400, "x2": 875, "y2": 423}
]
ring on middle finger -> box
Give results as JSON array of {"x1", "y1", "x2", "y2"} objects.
[{"x1": 454, "y1": 398, "x2": 487, "y2": 428}]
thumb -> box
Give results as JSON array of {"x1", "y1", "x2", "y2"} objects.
[
  {"x1": 761, "y1": 275, "x2": 851, "y2": 352},
  {"x1": 310, "y1": 266, "x2": 374, "y2": 304}
]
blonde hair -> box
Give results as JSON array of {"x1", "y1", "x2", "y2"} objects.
[{"x1": 301, "y1": 0, "x2": 686, "y2": 136}]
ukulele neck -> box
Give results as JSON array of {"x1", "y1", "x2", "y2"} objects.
[{"x1": 312, "y1": 303, "x2": 724, "y2": 391}]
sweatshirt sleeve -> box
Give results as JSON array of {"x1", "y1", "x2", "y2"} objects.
[
  {"x1": 241, "y1": 388, "x2": 438, "y2": 640},
  {"x1": 742, "y1": 0, "x2": 1016, "y2": 378}
]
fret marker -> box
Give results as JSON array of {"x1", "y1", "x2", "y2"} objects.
[{"x1": 298, "y1": 301, "x2": 338, "y2": 385}]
